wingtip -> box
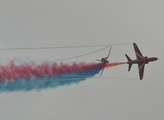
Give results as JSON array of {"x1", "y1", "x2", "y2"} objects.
[
  {"x1": 140, "y1": 76, "x2": 143, "y2": 80},
  {"x1": 133, "y1": 43, "x2": 137, "y2": 47}
]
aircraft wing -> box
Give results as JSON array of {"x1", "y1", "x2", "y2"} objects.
[
  {"x1": 138, "y1": 62, "x2": 145, "y2": 80},
  {"x1": 99, "y1": 68, "x2": 105, "y2": 77},
  {"x1": 107, "y1": 46, "x2": 112, "y2": 59},
  {"x1": 133, "y1": 43, "x2": 144, "y2": 60},
  {"x1": 99, "y1": 64, "x2": 106, "y2": 77}
]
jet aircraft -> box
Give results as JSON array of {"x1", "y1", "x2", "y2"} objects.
[
  {"x1": 97, "y1": 46, "x2": 112, "y2": 77},
  {"x1": 125, "y1": 43, "x2": 158, "y2": 80}
]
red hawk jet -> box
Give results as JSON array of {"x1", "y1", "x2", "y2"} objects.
[
  {"x1": 125, "y1": 43, "x2": 158, "y2": 80},
  {"x1": 97, "y1": 46, "x2": 112, "y2": 77}
]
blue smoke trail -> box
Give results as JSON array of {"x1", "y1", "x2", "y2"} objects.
[{"x1": 0, "y1": 68, "x2": 101, "y2": 92}]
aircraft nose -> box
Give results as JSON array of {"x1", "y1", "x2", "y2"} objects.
[{"x1": 155, "y1": 57, "x2": 158, "y2": 60}]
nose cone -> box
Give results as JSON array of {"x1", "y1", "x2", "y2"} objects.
[{"x1": 153, "y1": 57, "x2": 158, "y2": 61}]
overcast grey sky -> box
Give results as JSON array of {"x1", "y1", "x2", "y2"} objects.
[{"x1": 0, "y1": 0, "x2": 164, "y2": 120}]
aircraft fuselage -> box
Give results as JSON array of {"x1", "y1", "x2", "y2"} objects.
[
  {"x1": 101, "y1": 58, "x2": 109, "y2": 64},
  {"x1": 127, "y1": 57, "x2": 158, "y2": 64}
]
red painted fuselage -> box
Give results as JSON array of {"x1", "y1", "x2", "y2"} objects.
[{"x1": 127, "y1": 57, "x2": 158, "y2": 64}]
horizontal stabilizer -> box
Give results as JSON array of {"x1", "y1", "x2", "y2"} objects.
[
  {"x1": 125, "y1": 54, "x2": 132, "y2": 71},
  {"x1": 125, "y1": 54, "x2": 131, "y2": 62},
  {"x1": 96, "y1": 59, "x2": 101, "y2": 62},
  {"x1": 128, "y1": 64, "x2": 132, "y2": 71}
]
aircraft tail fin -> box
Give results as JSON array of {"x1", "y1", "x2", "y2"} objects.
[{"x1": 125, "y1": 54, "x2": 132, "y2": 71}]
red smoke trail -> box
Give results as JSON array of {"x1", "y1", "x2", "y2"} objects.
[
  {"x1": 105, "y1": 62, "x2": 126, "y2": 68},
  {"x1": 0, "y1": 61, "x2": 125, "y2": 82},
  {"x1": 0, "y1": 61, "x2": 102, "y2": 82}
]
